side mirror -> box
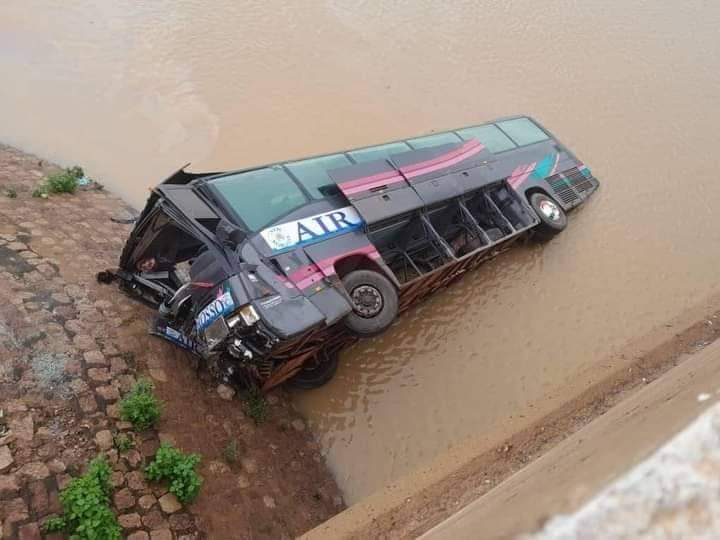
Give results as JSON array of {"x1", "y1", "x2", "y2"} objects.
[
  {"x1": 228, "y1": 228, "x2": 246, "y2": 247},
  {"x1": 217, "y1": 221, "x2": 247, "y2": 249}
]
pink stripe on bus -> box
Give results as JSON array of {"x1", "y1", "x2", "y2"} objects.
[
  {"x1": 341, "y1": 174, "x2": 404, "y2": 195},
  {"x1": 508, "y1": 162, "x2": 536, "y2": 188},
  {"x1": 288, "y1": 244, "x2": 383, "y2": 289},
  {"x1": 400, "y1": 140, "x2": 483, "y2": 173},
  {"x1": 402, "y1": 140, "x2": 485, "y2": 179},
  {"x1": 339, "y1": 169, "x2": 402, "y2": 190}
]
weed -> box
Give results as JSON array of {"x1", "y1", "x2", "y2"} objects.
[
  {"x1": 223, "y1": 439, "x2": 240, "y2": 463},
  {"x1": 45, "y1": 170, "x2": 78, "y2": 194},
  {"x1": 42, "y1": 516, "x2": 66, "y2": 532},
  {"x1": 31, "y1": 187, "x2": 48, "y2": 199},
  {"x1": 42, "y1": 455, "x2": 121, "y2": 539},
  {"x1": 119, "y1": 379, "x2": 162, "y2": 430},
  {"x1": 38, "y1": 165, "x2": 85, "y2": 196},
  {"x1": 114, "y1": 432, "x2": 134, "y2": 452},
  {"x1": 67, "y1": 165, "x2": 84, "y2": 178},
  {"x1": 243, "y1": 386, "x2": 268, "y2": 425},
  {"x1": 4, "y1": 187, "x2": 17, "y2": 199},
  {"x1": 145, "y1": 443, "x2": 203, "y2": 503}
]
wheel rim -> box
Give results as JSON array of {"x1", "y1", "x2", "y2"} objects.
[
  {"x1": 538, "y1": 198, "x2": 561, "y2": 222},
  {"x1": 351, "y1": 284, "x2": 383, "y2": 318}
]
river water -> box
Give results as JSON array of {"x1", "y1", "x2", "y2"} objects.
[{"x1": 3, "y1": 0, "x2": 720, "y2": 504}]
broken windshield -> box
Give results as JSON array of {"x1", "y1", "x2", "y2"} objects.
[{"x1": 210, "y1": 167, "x2": 308, "y2": 231}]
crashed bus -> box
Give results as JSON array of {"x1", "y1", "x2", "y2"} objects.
[{"x1": 99, "y1": 116, "x2": 599, "y2": 390}]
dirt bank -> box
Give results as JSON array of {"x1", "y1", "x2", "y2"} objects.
[{"x1": 0, "y1": 144, "x2": 343, "y2": 539}]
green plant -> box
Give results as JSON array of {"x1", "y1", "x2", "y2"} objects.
[
  {"x1": 145, "y1": 443, "x2": 203, "y2": 503},
  {"x1": 223, "y1": 439, "x2": 239, "y2": 463},
  {"x1": 45, "y1": 170, "x2": 79, "y2": 194},
  {"x1": 43, "y1": 516, "x2": 66, "y2": 532},
  {"x1": 67, "y1": 165, "x2": 84, "y2": 178},
  {"x1": 31, "y1": 186, "x2": 48, "y2": 198},
  {"x1": 119, "y1": 379, "x2": 162, "y2": 430},
  {"x1": 42, "y1": 456, "x2": 121, "y2": 539},
  {"x1": 4, "y1": 187, "x2": 17, "y2": 198},
  {"x1": 33, "y1": 165, "x2": 86, "y2": 198},
  {"x1": 113, "y1": 432, "x2": 134, "y2": 452},
  {"x1": 243, "y1": 386, "x2": 267, "y2": 424}
]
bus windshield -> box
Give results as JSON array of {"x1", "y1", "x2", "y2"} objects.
[{"x1": 210, "y1": 167, "x2": 307, "y2": 231}]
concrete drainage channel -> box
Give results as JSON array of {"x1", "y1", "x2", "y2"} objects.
[{"x1": 302, "y1": 300, "x2": 720, "y2": 539}]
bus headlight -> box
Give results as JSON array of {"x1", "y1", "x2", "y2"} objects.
[{"x1": 227, "y1": 304, "x2": 260, "y2": 327}]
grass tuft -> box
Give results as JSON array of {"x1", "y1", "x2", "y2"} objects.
[
  {"x1": 223, "y1": 439, "x2": 240, "y2": 463},
  {"x1": 114, "y1": 432, "x2": 134, "y2": 452},
  {"x1": 243, "y1": 386, "x2": 268, "y2": 425}
]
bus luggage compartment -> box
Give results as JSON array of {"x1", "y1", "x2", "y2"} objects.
[{"x1": 366, "y1": 181, "x2": 538, "y2": 285}]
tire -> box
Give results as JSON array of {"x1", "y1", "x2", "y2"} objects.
[
  {"x1": 342, "y1": 269, "x2": 399, "y2": 337},
  {"x1": 286, "y1": 349, "x2": 340, "y2": 390},
  {"x1": 529, "y1": 192, "x2": 567, "y2": 239}
]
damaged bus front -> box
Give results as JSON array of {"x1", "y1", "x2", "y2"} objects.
[{"x1": 100, "y1": 116, "x2": 599, "y2": 390}]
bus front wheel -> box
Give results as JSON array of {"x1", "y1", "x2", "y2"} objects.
[{"x1": 342, "y1": 269, "x2": 398, "y2": 337}]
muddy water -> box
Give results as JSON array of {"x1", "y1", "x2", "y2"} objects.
[{"x1": 3, "y1": 0, "x2": 720, "y2": 503}]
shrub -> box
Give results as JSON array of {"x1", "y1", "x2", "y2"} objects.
[
  {"x1": 119, "y1": 379, "x2": 162, "y2": 430},
  {"x1": 40, "y1": 165, "x2": 85, "y2": 195},
  {"x1": 145, "y1": 443, "x2": 203, "y2": 503},
  {"x1": 4, "y1": 187, "x2": 17, "y2": 198},
  {"x1": 67, "y1": 165, "x2": 84, "y2": 178},
  {"x1": 42, "y1": 456, "x2": 121, "y2": 539},
  {"x1": 114, "y1": 432, "x2": 134, "y2": 452},
  {"x1": 45, "y1": 170, "x2": 78, "y2": 194},
  {"x1": 243, "y1": 386, "x2": 267, "y2": 425}
]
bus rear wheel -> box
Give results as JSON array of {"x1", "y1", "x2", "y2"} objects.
[
  {"x1": 287, "y1": 349, "x2": 339, "y2": 390},
  {"x1": 529, "y1": 192, "x2": 567, "y2": 239}
]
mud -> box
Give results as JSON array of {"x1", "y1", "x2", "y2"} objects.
[{"x1": 3, "y1": 0, "x2": 720, "y2": 503}]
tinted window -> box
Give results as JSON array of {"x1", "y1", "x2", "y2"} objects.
[
  {"x1": 348, "y1": 142, "x2": 411, "y2": 163},
  {"x1": 407, "y1": 132, "x2": 462, "y2": 149},
  {"x1": 285, "y1": 153, "x2": 351, "y2": 199},
  {"x1": 496, "y1": 118, "x2": 549, "y2": 146},
  {"x1": 211, "y1": 167, "x2": 307, "y2": 231},
  {"x1": 456, "y1": 125, "x2": 516, "y2": 153}
]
